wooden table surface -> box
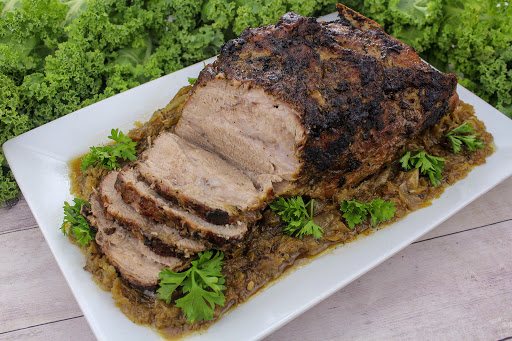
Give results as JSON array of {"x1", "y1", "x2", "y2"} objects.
[{"x1": 1, "y1": 176, "x2": 511, "y2": 341}]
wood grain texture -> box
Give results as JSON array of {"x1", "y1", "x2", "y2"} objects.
[
  {"x1": 0, "y1": 196, "x2": 38, "y2": 234},
  {"x1": 418, "y1": 176, "x2": 512, "y2": 242},
  {"x1": 0, "y1": 228, "x2": 83, "y2": 334},
  {"x1": 0, "y1": 317, "x2": 93, "y2": 341},
  {"x1": 265, "y1": 220, "x2": 512, "y2": 341}
]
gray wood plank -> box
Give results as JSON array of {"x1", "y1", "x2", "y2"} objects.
[
  {"x1": 0, "y1": 196, "x2": 38, "y2": 234},
  {"x1": 418, "y1": 175, "x2": 512, "y2": 242},
  {"x1": 0, "y1": 317, "x2": 94, "y2": 341},
  {"x1": 265, "y1": 219, "x2": 512, "y2": 341},
  {"x1": 0, "y1": 228, "x2": 83, "y2": 334}
]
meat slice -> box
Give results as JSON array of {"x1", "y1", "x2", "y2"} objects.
[
  {"x1": 116, "y1": 167, "x2": 248, "y2": 245},
  {"x1": 175, "y1": 4, "x2": 458, "y2": 198},
  {"x1": 175, "y1": 81, "x2": 305, "y2": 181},
  {"x1": 100, "y1": 172, "x2": 206, "y2": 258},
  {"x1": 137, "y1": 132, "x2": 269, "y2": 225},
  {"x1": 86, "y1": 194, "x2": 186, "y2": 288}
]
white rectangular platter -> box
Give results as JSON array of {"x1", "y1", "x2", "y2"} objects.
[{"x1": 4, "y1": 13, "x2": 512, "y2": 341}]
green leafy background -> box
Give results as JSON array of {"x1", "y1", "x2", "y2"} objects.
[{"x1": 1, "y1": 0, "x2": 511, "y2": 204}]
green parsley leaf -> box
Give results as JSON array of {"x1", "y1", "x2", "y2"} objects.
[
  {"x1": 447, "y1": 122, "x2": 474, "y2": 135},
  {"x1": 445, "y1": 123, "x2": 485, "y2": 153},
  {"x1": 340, "y1": 199, "x2": 368, "y2": 229},
  {"x1": 399, "y1": 149, "x2": 445, "y2": 187},
  {"x1": 270, "y1": 197, "x2": 324, "y2": 239},
  {"x1": 340, "y1": 199, "x2": 396, "y2": 229},
  {"x1": 400, "y1": 151, "x2": 412, "y2": 171},
  {"x1": 61, "y1": 198, "x2": 94, "y2": 247},
  {"x1": 157, "y1": 251, "x2": 226, "y2": 323},
  {"x1": 188, "y1": 77, "x2": 197, "y2": 85},
  {"x1": 366, "y1": 199, "x2": 396, "y2": 226},
  {"x1": 81, "y1": 129, "x2": 137, "y2": 171},
  {"x1": 446, "y1": 135, "x2": 463, "y2": 154},
  {"x1": 176, "y1": 278, "x2": 226, "y2": 323}
]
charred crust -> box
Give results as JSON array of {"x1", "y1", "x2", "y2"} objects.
[
  {"x1": 344, "y1": 158, "x2": 362, "y2": 173},
  {"x1": 336, "y1": 16, "x2": 352, "y2": 27},
  {"x1": 218, "y1": 38, "x2": 245, "y2": 56},
  {"x1": 141, "y1": 233, "x2": 180, "y2": 257},
  {"x1": 115, "y1": 170, "x2": 241, "y2": 248},
  {"x1": 304, "y1": 134, "x2": 352, "y2": 171},
  {"x1": 180, "y1": 219, "x2": 241, "y2": 247},
  {"x1": 196, "y1": 5, "x2": 457, "y2": 186},
  {"x1": 336, "y1": 3, "x2": 383, "y2": 31},
  {"x1": 142, "y1": 173, "x2": 240, "y2": 226},
  {"x1": 304, "y1": 145, "x2": 330, "y2": 171},
  {"x1": 137, "y1": 232, "x2": 201, "y2": 260},
  {"x1": 335, "y1": 80, "x2": 350, "y2": 92},
  {"x1": 205, "y1": 209, "x2": 231, "y2": 225},
  {"x1": 165, "y1": 190, "x2": 235, "y2": 225}
]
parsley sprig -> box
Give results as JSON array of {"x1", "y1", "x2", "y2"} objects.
[
  {"x1": 61, "y1": 198, "x2": 94, "y2": 247},
  {"x1": 340, "y1": 199, "x2": 396, "y2": 229},
  {"x1": 445, "y1": 122, "x2": 485, "y2": 154},
  {"x1": 81, "y1": 129, "x2": 137, "y2": 171},
  {"x1": 157, "y1": 251, "x2": 226, "y2": 323},
  {"x1": 188, "y1": 77, "x2": 197, "y2": 85},
  {"x1": 270, "y1": 197, "x2": 324, "y2": 239},
  {"x1": 400, "y1": 149, "x2": 445, "y2": 187}
]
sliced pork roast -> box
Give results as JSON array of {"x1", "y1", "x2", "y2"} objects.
[
  {"x1": 99, "y1": 172, "x2": 206, "y2": 258},
  {"x1": 175, "y1": 4, "x2": 458, "y2": 198},
  {"x1": 81, "y1": 5, "x2": 460, "y2": 286},
  {"x1": 86, "y1": 194, "x2": 187, "y2": 288},
  {"x1": 136, "y1": 132, "x2": 270, "y2": 225},
  {"x1": 116, "y1": 167, "x2": 249, "y2": 245}
]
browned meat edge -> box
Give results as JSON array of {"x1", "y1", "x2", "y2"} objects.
[
  {"x1": 83, "y1": 194, "x2": 188, "y2": 289},
  {"x1": 115, "y1": 167, "x2": 249, "y2": 247},
  {"x1": 99, "y1": 172, "x2": 206, "y2": 258}
]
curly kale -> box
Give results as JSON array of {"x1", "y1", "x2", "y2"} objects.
[
  {"x1": 0, "y1": 0, "x2": 68, "y2": 84},
  {"x1": 0, "y1": 74, "x2": 27, "y2": 202}
]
